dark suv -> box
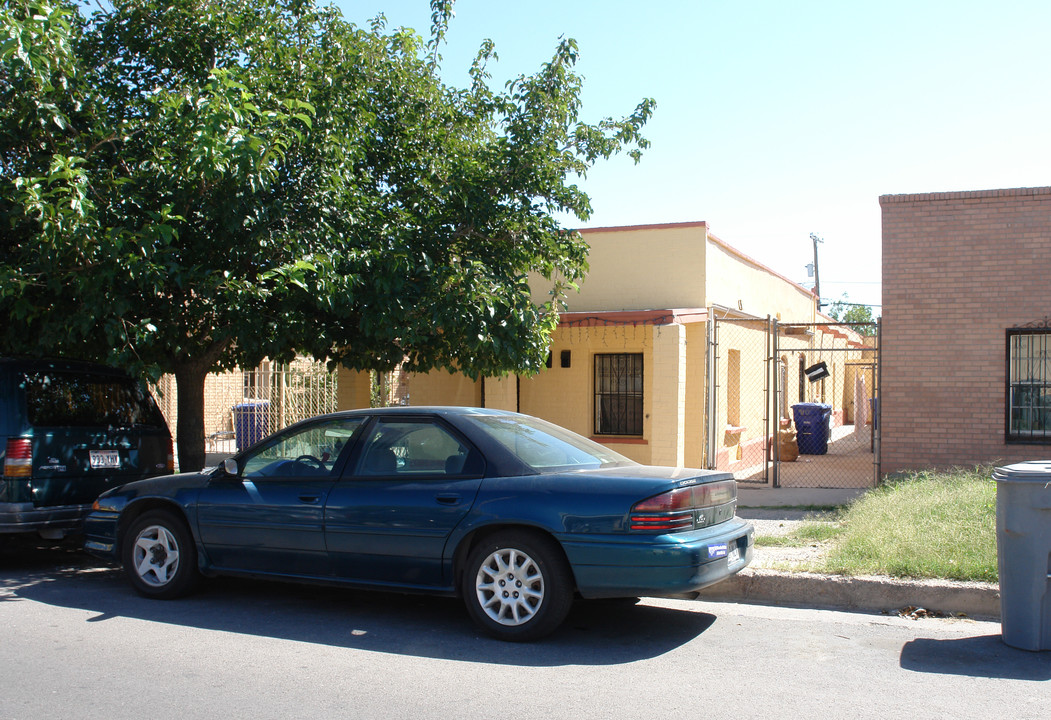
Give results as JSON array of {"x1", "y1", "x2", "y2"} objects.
[{"x1": 1, "y1": 358, "x2": 173, "y2": 540}]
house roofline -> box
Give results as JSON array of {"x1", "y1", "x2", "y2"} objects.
[
  {"x1": 571, "y1": 219, "x2": 818, "y2": 306},
  {"x1": 576, "y1": 220, "x2": 709, "y2": 234},
  {"x1": 559, "y1": 308, "x2": 708, "y2": 327},
  {"x1": 706, "y1": 231, "x2": 818, "y2": 301},
  {"x1": 879, "y1": 185, "x2": 1051, "y2": 204}
]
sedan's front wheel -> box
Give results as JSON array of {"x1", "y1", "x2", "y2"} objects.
[
  {"x1": 462, "y1": 530, "x2": 573, "y2": 641},
  {"x1": 121, "y1": 509, "x2": 199, "y2": 599}
]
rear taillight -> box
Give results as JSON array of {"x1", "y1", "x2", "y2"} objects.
[
  {"x1": 630, "y1": 479, "x2": 737, "y2": 532},
  {"x1": 4, "y1": 438, "x2": 32, "y2": 478},
  {"x1": 166, "y1": 438, "x2": 175, "y2": 474}
]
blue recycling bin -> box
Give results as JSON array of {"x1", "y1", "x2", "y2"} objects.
[
  {"x1": 792, "y1": 403, "x2": 832, "y2": 455},
  {"x1": 232, "y1": 400, "x2": 270, "y2": 451}
]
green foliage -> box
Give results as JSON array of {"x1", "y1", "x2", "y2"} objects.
[
  {"x1": 0, "y1": 0, "x2": 653, "y2": 468},
  {"x1": 827, "y1": 293, "x2": 877, "y2": 334}
]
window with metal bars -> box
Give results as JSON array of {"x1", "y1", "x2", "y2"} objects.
[
  {"x1": 594, "y1": 353, "x2": 643, "y2": 436},
  {"x1": 1007, "y1": 330, "x2": 1051, "y2": 442}
]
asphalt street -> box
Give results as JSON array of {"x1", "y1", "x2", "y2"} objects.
[{"x1": 1, "y1": 546, "x2": 1048, "y2": 720}]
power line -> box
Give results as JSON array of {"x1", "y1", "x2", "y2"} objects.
[{"x1": 826, "y1": 300, "x2": 881, "y2": 308}]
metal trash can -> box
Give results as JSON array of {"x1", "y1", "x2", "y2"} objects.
[
  {"x1": 232, "y1": 400, "x2": 270, "y2": 451},
  {"x1": 792, "y1": 403, "x2": 832, "y2": 455},
  {"x1": 993, "y1": 461, "x2": 1051, "y2": 651}
]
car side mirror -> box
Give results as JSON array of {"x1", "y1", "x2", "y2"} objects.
[{"x1": 222, "y1": 458, "x2": 239, "y2": 477}]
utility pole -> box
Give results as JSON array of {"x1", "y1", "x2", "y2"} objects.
[{"x1": 810, "y1": 232, "x2": 824, "y2": 309}]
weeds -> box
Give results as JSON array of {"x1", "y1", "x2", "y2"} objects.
[{"x1": 755, "y1": 467, "x2": 998, "y2": 582}]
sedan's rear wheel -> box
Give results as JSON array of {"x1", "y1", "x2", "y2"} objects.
[
  {"x1": 122, "y1": 509, "x2": 199, "y2": 599},
  {"x1": 462, "y1": 530, "x2": 573, "y2": 641}
]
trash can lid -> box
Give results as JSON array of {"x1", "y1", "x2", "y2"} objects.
[
  {"x1": 232, "y1": 400, "x2": 270, "y2": 409},
  {"x1": 993, "y1": 461, "x2": 1051, "y2": 483}
]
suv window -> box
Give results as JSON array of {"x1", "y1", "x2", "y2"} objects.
[{"x1": 22, "y1": 371, "x2": 166, "y2": 429}]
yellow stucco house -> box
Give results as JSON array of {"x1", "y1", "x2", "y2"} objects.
[{"x1": 334, "y1": 221, "x2": 877, "y2": 476}]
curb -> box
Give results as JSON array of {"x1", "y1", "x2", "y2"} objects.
[{"x1": 695, "y1": 568, "x2": 1002, "y2": 620}]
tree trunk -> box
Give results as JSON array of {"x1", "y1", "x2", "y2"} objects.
[{"x1": 174, "y1": 360, "x2": 210, "y2": 472}]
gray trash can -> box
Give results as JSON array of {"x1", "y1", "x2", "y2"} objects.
[{"x1": 993, "y1": 461, "x2": 1051, "y2": 651}]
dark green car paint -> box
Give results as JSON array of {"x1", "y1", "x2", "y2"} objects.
[
  {"x1": 84, "y1": 407, "x2": 753, "y2": 602},
  {"x1": 0, "y1": 358, "x2": 172, "y2": 538}
]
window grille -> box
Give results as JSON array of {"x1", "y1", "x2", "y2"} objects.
[
  {"x1": 594, "y1": 353, "x2": 643, "y2": 436},
  {"x1": 1007, "y1": 330, "x2": 1051, "y2": 442}
]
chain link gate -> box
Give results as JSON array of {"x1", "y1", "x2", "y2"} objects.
[
  {"x1": 773, "y1": 321, "x2": 880, "y2": 488},
  {"x1": 707, "y1": 315, "x2": 880, "y2": 488},
  {"x1": 706, "y1": 315, "x2": 777, "y2": 484}
]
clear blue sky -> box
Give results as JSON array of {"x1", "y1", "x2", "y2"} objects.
[{"x1": 335, "y1": 0, "x2": 1051, "y2": 312}]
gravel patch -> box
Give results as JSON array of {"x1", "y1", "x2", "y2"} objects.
[{"x1": 738, "y1": 510, "x2": 838, "y2": 570}]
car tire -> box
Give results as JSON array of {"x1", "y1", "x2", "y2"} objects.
[
  {"x1": 121, "y1": 509, "x2": 200, "y2": 599},
  {"x1": 461, "y1": 530, "x2": 574, "y2": 642}
]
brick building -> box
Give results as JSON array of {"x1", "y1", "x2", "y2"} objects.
[{"x1": 881, "y1": 186, "x2": 1051, "y2": 472}]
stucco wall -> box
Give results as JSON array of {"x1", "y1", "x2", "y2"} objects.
[
  {"x1": 705, "y1": 235, "x2": 818, "y2": 321},
  {"x1": 404, "y1": 369, "x2": 482, "y2": 408},
  {"x1": 531, "y1": 222, "x2": 709, "y2": 312},
  {"x1": 881, "y1": 186, "x2": 1051, "y2": 472},
  {"x1": 520, "y1": 323, "x2": 657, "y2": 464}
]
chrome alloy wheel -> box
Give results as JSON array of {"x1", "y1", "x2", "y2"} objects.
[
  {"x1": 131, "y1": 524, "x2": 181, "y2": 588},
  {"x1": 474, "y1": 547, "x2": 545, "y2": 626}
]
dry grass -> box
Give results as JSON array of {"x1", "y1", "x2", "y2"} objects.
[
  {"x1": 754, "y1": 468, "x2": 998, "y2": 582},
  {"x1": 824, "y1": 468, "x2": 997, "y2": 581}
]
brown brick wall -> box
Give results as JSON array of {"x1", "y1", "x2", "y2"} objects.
[{"x1": 881, "y1": 186, "x2": 1051, "y2": 472}]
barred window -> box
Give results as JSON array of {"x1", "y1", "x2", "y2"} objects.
[
  {"x1": 1007, "y1": 330, "x2": 1051, "y2": 442},
  {"x1": 594, "y1": 354, "x2": 643, "y2": 436}
]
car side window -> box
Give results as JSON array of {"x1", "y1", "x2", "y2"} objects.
[
  {"x1": 241, "y1": 418, "x2": 365, "y2": 480},
  {"x1": 354, "y1": 419, "x2": 484, "y2": 477}
]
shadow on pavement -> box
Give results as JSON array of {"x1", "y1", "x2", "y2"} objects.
[
  {"x1": 900, "y1": 635, "x2": 1051, "y2": 680},
  {"x1": 3, "y1": 547, "x2": 715, "y2": 666}
]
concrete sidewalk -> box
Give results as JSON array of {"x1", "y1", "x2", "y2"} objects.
[
  {"x1": 738, "y1": 486, "x2": 867, "y2": 509},
  {"x1": 697, "y1": 567, "x2": 1001, "y2": 621},
  {"x1": 712, "y1": 486, "x2": 1002, "y2": 621}
]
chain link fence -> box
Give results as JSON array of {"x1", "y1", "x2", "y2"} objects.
[
  {"x1": 707, "y1": 317, "x2": 880, "y2": 488},
  {"x1": 153, "y1": 358, "x2": 339, "y2": 456}
]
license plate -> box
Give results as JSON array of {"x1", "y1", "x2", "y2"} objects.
[
  {"x1": 727, "y1": 544, "x2": 742, "y2": 568},
  {"x1": 89, "y1": 450, "x2": 120, "y2": 469}
]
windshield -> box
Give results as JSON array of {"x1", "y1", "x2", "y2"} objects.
[
  {"x1": 22, "y1": 371, "x2": 166, "y2": 429},
  {"x1": 465, "y1": 414, "x2": 636, "y2": 472}
]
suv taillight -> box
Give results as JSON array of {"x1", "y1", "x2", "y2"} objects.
[
  {"x1": 166, "y1": 438, "x2": 175, "y2": 474},
  {"x1": 629, "y1": 479, "x2": 737, "y2": 532},
  {"x1": 4, "y1": 438, "x2": 32, "y2": 478}
]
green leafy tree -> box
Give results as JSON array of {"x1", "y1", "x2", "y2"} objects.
[
  {"x1": 0, "y1": 0, "x2": 654, "y2": 470},
  {"x1": 827, "y1": 294, "x2": 877, "y2": 334}
]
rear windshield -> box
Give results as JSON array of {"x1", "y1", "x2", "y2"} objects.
[
  {"x1": 22, "y1": 371, "x2": 166, "y2": 429},
  {"x1": 464, "y1": 413, "x2": 636, "y2": 472}
]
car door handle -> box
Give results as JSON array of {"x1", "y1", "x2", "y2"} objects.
[
  {"x1": 298, "y1": 494, "x2": 321, "y2": 504},
  {"x1": 436, "y1": 493, "x2": 462, "y2": 506}
]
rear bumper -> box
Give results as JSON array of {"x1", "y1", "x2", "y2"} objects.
[
  {"x1": 0, "y1": 502, "x2": 90, "y2": 535},
  {"x1": 561, "y1": 518, "x2": 755, "y2": 599}
]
